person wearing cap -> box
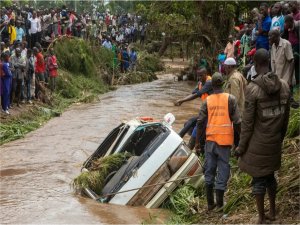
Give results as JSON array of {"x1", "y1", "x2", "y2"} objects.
[
  {"x1": 195, "y1": 72, "x2": 241, "y2": 211},
  {"x1": 223, "y1": 57, "x2": 247, "y2": 115},
  {"x1": 235, "y1": 48, "x2": 290, "y2": 224}
]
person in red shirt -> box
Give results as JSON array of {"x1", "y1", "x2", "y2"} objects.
[
  {"x1": 47, "y1": 48, "x2": 58, "y2": 92},
  {"x1": 33, "y1": 47, "x2": 45, "y2": 82}
]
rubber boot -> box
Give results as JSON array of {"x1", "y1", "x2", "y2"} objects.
[
  {"x1": 255, "y1": 194, "x2": 266, "y2": 224},
  {"x1": 216, "y1": 189, "x2": 224, "y2": 209},
  {"x1": 266, "y1": 187, "x2": 276, "y2": 221},
  {"x1": 206, "y1": 184, "x2": 216, "y2": 210}
]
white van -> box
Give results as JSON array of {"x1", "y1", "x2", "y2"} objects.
[{"x1": 81, "y1": 114, "x2": 203, "y2": 208}]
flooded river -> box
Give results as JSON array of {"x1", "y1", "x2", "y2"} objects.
[{"x1": 0, "y1": 61, "x2": 201, "y2": 224}]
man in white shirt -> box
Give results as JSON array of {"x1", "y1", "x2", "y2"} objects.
[{"x1": 29, "y1": 11, "x2": 39, "y2": 48}]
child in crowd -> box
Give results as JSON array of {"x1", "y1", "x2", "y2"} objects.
[{"x1": 47, "y1": 48, "x2": 58, "y2": 92}]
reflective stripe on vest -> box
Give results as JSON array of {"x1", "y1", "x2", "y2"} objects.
[
  {"x1": 206, "y1": 93, "x2": 234, "y2": 146},
  {"x1": 198, "y1": 76, "x2": 212, "y2": 101}
]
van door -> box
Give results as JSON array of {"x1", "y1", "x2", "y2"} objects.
[{"x1": 82, "y1": 123, "x2": 129, "y2": 170}]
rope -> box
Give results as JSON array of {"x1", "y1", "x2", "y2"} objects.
[{"x1": 97, "y1": 173, "x2": 203, "y2": 200}]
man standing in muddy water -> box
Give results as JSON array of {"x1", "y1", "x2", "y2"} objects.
[{"x1": 235, "y1": 48, "x2": 290, "y2": 224}]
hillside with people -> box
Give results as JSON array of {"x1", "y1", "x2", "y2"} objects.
[
  {"x1": 0, "y1": 1, "x2": 164, "y2": 144},
  {"x1": 0, "y1": 1, "x2": 299, "y2": 224}
]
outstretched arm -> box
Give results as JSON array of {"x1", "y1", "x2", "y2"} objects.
[{"x1": 174, "y1": 93, "x2": 198, "y2": 106}]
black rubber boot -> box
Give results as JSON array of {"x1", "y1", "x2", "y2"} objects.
[
  {"x1": 216, "y1": 189, "x2": 224, "y2": 209},
  {"x1": 206, "y1": 184, "x2": 216, "y2": 210}
]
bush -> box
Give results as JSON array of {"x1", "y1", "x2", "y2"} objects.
[
  {"x1": 137, "y1": 51, "x2": 164, "y2": 73},
  {"x1": 116, "y1": 71, "x2": 158, "y2": 85},
  {"x1": 53, "y1": 38, "x2": 114, "y2": 78}
]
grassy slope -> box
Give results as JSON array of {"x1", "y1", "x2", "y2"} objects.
[{"x1": 161, "y1": 88, "x2": 300, "y2": 224}]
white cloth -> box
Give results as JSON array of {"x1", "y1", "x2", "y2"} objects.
[
  {"x1": 247, "y1": 65, "x2": 257, "y2": 81},
  {"x1": 29, "y1": 18, "x2": 39, "y2": 34}
]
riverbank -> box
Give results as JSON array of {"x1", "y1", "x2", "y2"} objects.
[
  {"x1": 0, "y1": 38, "x2": 164, "y2": 145},
  {"x1": 161, "y1": 90, "x2": 300, "y2": 224},
  {"x1": 0, "y1": 69, "x2": 109, "y2": 145}
]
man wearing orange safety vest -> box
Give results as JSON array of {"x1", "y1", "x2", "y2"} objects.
[
  {"x1": 195, "y1": 72, "x2": 241, "y2": 211},
  {"x1": 174, "y1": 67, "x2": 213, "y2": 106},
  {"x1": 175, "y1": 67, "x2": 213, "y2": 151}
]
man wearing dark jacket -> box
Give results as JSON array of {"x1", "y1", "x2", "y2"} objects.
[{"x1": 235, "y1": 48, "x2": 290, "y2": 224}]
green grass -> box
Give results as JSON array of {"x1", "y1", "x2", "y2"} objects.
[
  {"x1": 0, "y1": 107, "x2": 53, "y2": 144},
  {"x1": 163, "y1": 143, "x2": 299, "y2": 224},
  {"x1": 73, "y1": 152, "x2": 132, "y2": 195}
]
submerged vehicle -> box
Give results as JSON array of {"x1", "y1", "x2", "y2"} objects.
[{"x1": 80, "y1": 114, "x2": 203, "y2": 208}]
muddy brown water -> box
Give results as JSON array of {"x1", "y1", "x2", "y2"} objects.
[{"x1": 0, "y1": 67, "x2": 201, "y2": 223}]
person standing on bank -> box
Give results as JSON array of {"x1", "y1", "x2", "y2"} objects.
[
  {"x1": 235, "y1": 49, "x2": 290, "y2": 224},
  {"x1": 47, "y1": 48, "x2": 58, "y2": 92},
  {"x1": 223, "y1": 57, "x2": 247, "y2": 116},
  {"x1": 195, "y1": 72, "x2": 241, "y2": 211},
  {"x1": 269, "y1": 29, "x2": 297, "y2": 108},
  {"x1": 1, "y1": 52, "x2": 13, "y2": 114},
  {"x1": 10, "y1": 48, "x2": 26, "y2": 106}
]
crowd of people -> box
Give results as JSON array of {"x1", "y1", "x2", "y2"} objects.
[
  {"x1": 1, "y1": 41, "x2": 58, "y2": 115},
  {"x1": 0, "y1": 4, "x2": 146, "y2": 115},
  {"x1": 175, "y1": 1, "x2": 299, "y2": 224},
  {"x1": 0, "y1": 4, "x2": 147, "y2": 47},
  {"x1": 0, "y1": 1, "x2": 299, "y2": 222},
  {"x1": 217, "y1": 1, "x2": 299, "y2": 107}
]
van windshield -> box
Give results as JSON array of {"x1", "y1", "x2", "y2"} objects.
[{"x1": 120, "y1": 123, "x2": 169, "y2": 156}]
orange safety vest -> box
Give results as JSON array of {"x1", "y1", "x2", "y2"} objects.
[
  {"x1": 206, "y1": 93, "x2": 234, "y2": 146},
  {"x1": 198, "y1": 76, "x2": 212, "y2": 101}
]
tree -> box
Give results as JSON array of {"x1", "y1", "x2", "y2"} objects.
[{"x1": 2, "y1": 0, "x2": 13, "y2": 7}]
